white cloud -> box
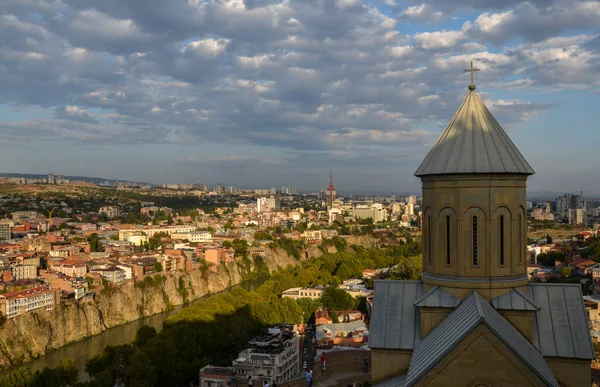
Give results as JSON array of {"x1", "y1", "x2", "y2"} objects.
[
  {"x1": 413, "y1": 30, "x2": 464, "y2": 49},
  {"x1": 400, "y1": 4, "x2": 445, "y2": 23}
]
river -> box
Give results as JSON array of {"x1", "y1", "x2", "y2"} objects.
[{"x1": 1, "y1": 278, "x2": 266, "y2": 380}]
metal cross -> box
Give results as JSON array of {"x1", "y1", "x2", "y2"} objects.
[{"x1": 464, "y1": 61, "x2": 480, "y2": 86}]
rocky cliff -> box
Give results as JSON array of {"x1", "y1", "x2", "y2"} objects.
[{"x1": 0, "y1": 236, "x2": 378, "y2": 369}]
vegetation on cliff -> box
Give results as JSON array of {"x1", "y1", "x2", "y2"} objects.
[{"x1": 78, "y1": 240, "x2": 421, "y2": 386}]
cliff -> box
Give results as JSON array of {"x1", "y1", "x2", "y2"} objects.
[{"x1": 0, "y1": 236, "x2": 379, "y2": 368}]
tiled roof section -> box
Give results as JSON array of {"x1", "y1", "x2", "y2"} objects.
[
  {"x1": 413, "y1": 285, "x2": 461, "y2": 308},
  {"x1": 405, "y1": 291, "x2": 558, "y2": 387},
  {"x1": 491, "y1": 288, "x2": 540, "y2": 311},
  {"x1": 527, "y1": 283, "x2": 595, "y2": 359},
  {"x1": 415, "y1": 91, "x2": 535, "y2": 177},
  {"x1": 369, "y1": 280, "x2": 423, "y2": 350}
]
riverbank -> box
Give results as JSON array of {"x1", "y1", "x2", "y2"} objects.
[
  {"x1": 0, "y1": 247, "x2": 303, "y2": 369},
  {"x1": 0, "y1": 278, "x2": 266, "y2": 381}
]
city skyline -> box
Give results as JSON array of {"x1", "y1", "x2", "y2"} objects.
[{"x1": 1, "y1": 0, "x2": 599, "y2": 192}]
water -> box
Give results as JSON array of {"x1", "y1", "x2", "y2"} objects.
[{"x1": 0, "y1": 278, "x2": 266, "y2": 380}]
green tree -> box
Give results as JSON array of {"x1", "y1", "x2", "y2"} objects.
[
  {"x1": 562, "y1": 267, "x2": 573, "y2": 278},
  {"x1": 87, "y1": 233, "x2": 104, "y2": 252},
  {"x1": 321, "y1": 286, "x2": 356, "y2": 311},
  {"x1": 537, "y1": 250, "x2": 566, "y2": 267},
  {"x1": 154, "y1": 262, "x2": 163, "y2": 272},
  {"x1": 546, "y1": 233, "x2": 553, "y2": 243},
  {"x1": 133, "y1": 325, "x2": 158, "y2": 348},
  {"x1": 148, "y1": 232, "x2": 169, "y2": 250}
]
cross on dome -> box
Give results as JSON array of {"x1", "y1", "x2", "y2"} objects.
[{"x1": 464, "y1": 61, "x2": 480, "y2": 91}]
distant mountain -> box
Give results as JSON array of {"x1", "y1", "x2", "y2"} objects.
[{"x1": 0, "y1": 173, "x2": 151, "y2": 186}]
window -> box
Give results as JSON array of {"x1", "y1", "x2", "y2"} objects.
[
  {"x1": 518, "y1": 214, "x2": 523, "y2": 264},
  {"x1": 499, "y1": 215, "x2": 505, "y2": 266},
  {"x1": 472, "y1": 216, "x2": 478, "y2": 266},
  {"x1": 446, "y1": 215, "x2": 451, "y2": 265},
  {"x1": 427, "y1": 216, "x2": 432, "y2": 264}
]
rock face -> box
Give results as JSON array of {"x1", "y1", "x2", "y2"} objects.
[
  {"x1": 0, "y1": 252, "x2": 292, "y2": 369},
  {"x1": 0, "y1": 237, "x2": 380, "y2": 369}
]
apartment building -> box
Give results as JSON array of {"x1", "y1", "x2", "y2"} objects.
[
  {"x1": 171, "y1": 232, "x2": 212, "y2": 243},
  {"x1": 0, "y1": 223, "x2": 11, "y2": 241},
  {"x1": 232, "y1": 326, "x2": 300, "y2": 385},
  {"x1": 0, "y1": 287, "x2": 56, "y2": 319},
  {"x1": 12, "y1": 264, "x2": 38, "y2": 280},
  {"x1": 281, "y1": 286, "x2": 325, "y2": 300},
  {"x1": 91, "y1": 266, "x2": 126, "y2": 284},
  {"x1": 118, "y1": 225, "x2": 196, "y2": 240},
  {"x1": 52, "y1": 260, "x2": 87, "y2": 278}
]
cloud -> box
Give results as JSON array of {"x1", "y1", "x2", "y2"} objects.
[
  {"x1": 400, "y1": 4, "x2": 445, "y2": 23},
  {"x1": 0, "y1": 0, "x2": 598, "y2": 190}
]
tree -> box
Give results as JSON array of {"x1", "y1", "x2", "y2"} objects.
[
  {"x1": 133, "y1": 325, "x2": 158, "y2": 348},
  {"x1": 87, "y1": 233, "x2": 104, "y2": 252},
  {"x1": 148, "y1": 232, "x2": 169, "y2": 250},
  {"x1": 546, "y1": 234, "x2": 553, "y2": 243},
  {"x1": 562, "y1": 267, "x2": 573, "y2": 278},
  {"x1": 154, "y1": 262, "x2": 163, "y2": 272},
  {"x1": 537, "y1": 250, "x2": 566, "y2": 267},
  {"x1": 321, "y1": 286, "x2": 356, "y2": 311}
]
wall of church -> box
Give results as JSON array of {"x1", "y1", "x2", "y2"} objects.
[
  {"x1": 498, "y1": 310, "x2": 535, "y2": 343},
  {"x1": 371, "y1": 349, "x2": 412, "y2": 383},
  {"x1": 415, "y1": 326, "x2": 545, "y2": 387},
  {"x1": 545, "y1": 358, "x2": 591, "y2": 387},
  {"x1": 420, "y1": 307, "x2": 453, "y2": 338},
  {"x1": 420, "y1": 174, "x2": 529, "y2": 298}
]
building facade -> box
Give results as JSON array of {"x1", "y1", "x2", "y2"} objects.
[
  {"x1": 326, "y1": 171, "x2": 336, "y2": 211},
  {"x1": 232, "y1": 326, "x2": 300, "y2": 385},
  {"x1": 0, "y1": 287, "x2": 55, "y2": 319}
]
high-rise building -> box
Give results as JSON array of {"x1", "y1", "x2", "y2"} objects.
[
  {"x1": 326, "y1": 171, "x2": 336, "y2": 210},
  {"x1": 257, "y1": 196, "x2": 280, "y2": 213},
  {"x1": 370, "y1": 71, "x2": 593, "y2": 386},
  {"x1": 47, "y1": 174, "x2": 55, "y2": 185}
]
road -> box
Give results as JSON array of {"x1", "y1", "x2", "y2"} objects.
[{"x1": 302, "y1": 324, "x2": 315, "y2": 374}]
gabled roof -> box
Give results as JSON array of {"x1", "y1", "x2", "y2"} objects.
[
  {"x1": 370, "y1": 280, "x2": 423, "y2": 350},
  {"x1": 413, "y1": 285, "x2": 461, "y2": 308},
  {"x1": 405, "y1": 291, "x2": 558, "y2": 387},
  {"x1": 491, "y1": 288, "x2": 540, "y2": 311},
  {"x1": 527, "y1": 283, "x2": 595, "y2": 359},
  {"x1": 415, "y1": 90, "x2": 535, "y2": 177}
]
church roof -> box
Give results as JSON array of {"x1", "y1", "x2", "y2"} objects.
[
  {"x1": 414, "y1": 90, "x2": 535, "y2": 177},
  {"x1": 404, "y1": 291, "x2": 558, "y2": 387},
  {"x1": 491, "y1": 288, "x2": 540, "y2": 311},
  {"x1": 370, "y1": 281, "x2": 422, "y2": 350},
  {"x1": 527, "y1": 283, "x2": 595, "y2": 359},
  {"x1": 413, "y1": 285, "x2": 461, "y2": 308}
]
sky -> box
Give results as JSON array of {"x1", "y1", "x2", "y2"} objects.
[{"x1": 0, "y1": 0, "x2": 599, "y2": 194}]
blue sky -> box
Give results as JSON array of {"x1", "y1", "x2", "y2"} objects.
[{"x1": 0, "y1": 0, "x2": 599, "y2": 193}]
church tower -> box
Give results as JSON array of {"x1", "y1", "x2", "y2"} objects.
[
  {"x1": 370, "y1": 64, "x2": 594, "y2": 387},
  {"x1": 326, "y1": 171, "x2": 336, "y2": 210},
  {"x1": 415, "y1": 62, "x2": 535, "y2": 300}
]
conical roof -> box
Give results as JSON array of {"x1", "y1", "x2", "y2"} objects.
[{"x1": 415, "y1": 90, "x2": 534, "y2": 177}]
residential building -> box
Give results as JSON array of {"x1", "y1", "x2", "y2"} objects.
[
  {"x1": 98, "y1": 206, "x2": 119, "y2": 218},
  {"x1": 282, "y1": 286, "x2": 324, "y2": 300},
  {"x1": 349, "y1": 204, "x2": 388, "y2": 222},
  {"x1": 171, "y1": 232, "x2": 212, "y2": 243},
  {"x1": 91, "y1": 266, "x2": 125, "y2": 284},
  {"x1": 0, "y1": 287, "x2": 56, "y2": 319},
  {"x1": 199, "y1": 366, "x2": 234, "y2": 387},
  {"x1": 205, "y1": 248, "x2": 235, "y2": 269},
  {"x1": 11, "y1": 211, "x2": 37, "y2": 220},
  {"x1": 301, "y1": 230, "x2": 322, "y2": 244},
  {"x1": 232, "y1": 326, "x2": 300, "y2": 385},
  {"x1": 118, "y1": 225, "x2": 196, "y2": 240},
  {"x1": 12, "y1": 264, "x2": 38, "y2": 280},
  {"x1": 52, "y1": 260, "x2": 87, "y2": 278},
  {"x1": 257, "y1": 196, "x2": 280, "y2": 213},
  {"x1": 315, "y1": 320, "x2": 369, "y2": 349},
  {"x1": 0, "y1": 222, "x2": 11, "y2": 240}
]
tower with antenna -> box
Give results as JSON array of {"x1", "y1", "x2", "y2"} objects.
[{"x1": 326, "y1": 170, "x2": 336, "y2": 211}]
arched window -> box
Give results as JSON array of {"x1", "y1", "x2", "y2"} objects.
[
  {"x1": 446, "y1": 215, "x2": 451, "y2": 265},
  {"x1": 499, "y1": 215, "x2": 505, "y2": 266},
  {"x1": 472, "y1": 216, "x2": 478, "y2": 266},
  {"x1": 427, "y1": 216, "x2": 432, "y2": 264}
]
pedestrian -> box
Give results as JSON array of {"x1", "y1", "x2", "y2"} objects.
[
  {"x1": 363, "y1": 358, "x2": 369, "y2": 374},
  {"x1": 321, "y1": 352, "x2": 327, "y2": 370},
  {"x1": 306, "y1": 369, "x2": 312, "y2": 387},
  {"x1": 248, "y1": 375, "x2": 253, "y2": 387},
  {"x1": 264, "y1": 380, "x2": 270, "y2": 387}
]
